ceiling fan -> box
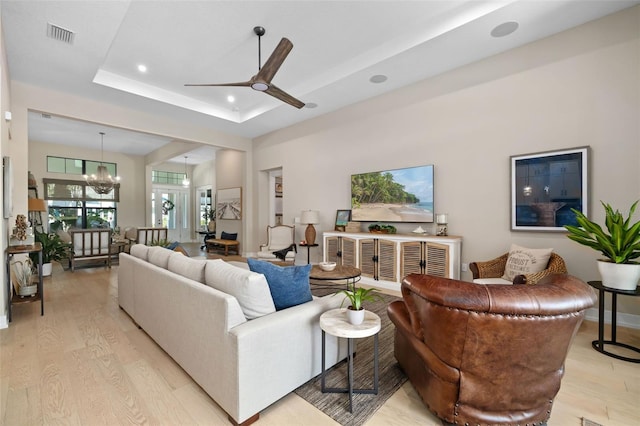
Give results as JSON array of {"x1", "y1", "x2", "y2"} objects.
[{"x1": 185, "y1": 26, "x2": 305, "y2": 109}]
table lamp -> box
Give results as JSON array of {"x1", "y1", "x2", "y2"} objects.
[
  {"x1": 301, "y1": 210, "x2": 320, "y2": 245},
  {"x1": 28, "y1": 198, "x2": 48, "y2": 232}
]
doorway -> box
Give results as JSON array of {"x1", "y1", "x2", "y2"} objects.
[{"x1": 152, "y1": 188, "x2": 189, "y2": 242}]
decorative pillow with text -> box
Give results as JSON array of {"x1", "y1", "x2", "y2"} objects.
[{"x1": 502, "y1": 244, "x2": 553, "y2": 282}]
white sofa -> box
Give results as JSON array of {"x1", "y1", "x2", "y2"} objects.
[{"x1": 118, "y1": 245, "x2": 346, "y2": 425}]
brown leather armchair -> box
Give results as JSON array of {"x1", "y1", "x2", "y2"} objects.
[
  {"x1": 388, "y1": 273, "x2": 596, "y2": 426},
  {"x1": 470, "y1": 252, "x2": 567, "y2": 285}
]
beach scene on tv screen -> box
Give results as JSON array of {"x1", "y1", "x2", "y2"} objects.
[{"x1": 351, "y1": 165, "x2": 434, "y2": 222}]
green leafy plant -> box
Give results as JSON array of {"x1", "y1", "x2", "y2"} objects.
[
  {"x1": 564, "y1": 200, "x2": 640, "y2": 264},
  {"x1": 368, "y1": 223, "x2": 397, "y2": 234},
  {"x1": 203, "y1": 206, "x2": 216, "y2": 221},
  {"x1": 149, "y1": 239, "x2": 171, "y2": 247},
  {"x1": 338, "y1": 284, "x2": 383, "y2": 311},
  {"x1": 29, "y1": 231, "x2": 71, "y2": 264}
]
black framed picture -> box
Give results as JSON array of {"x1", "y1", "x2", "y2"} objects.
[
  {"x1": 335, "y1": 209, "x2": 351, "y2": 231},
  {"x1": 510, "y1": 146, "x2": 589, "y2": 231}
]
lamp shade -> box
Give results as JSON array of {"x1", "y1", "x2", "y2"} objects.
[
  {"x1": 300, "y1": 210, "x2": 320, "y2": 225},
  {"x1": 28, "y1": 198, "x2": 48, "y2": 212}
]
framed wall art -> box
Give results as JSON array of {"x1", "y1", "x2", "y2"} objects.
[
  {"x1": 510, "y1": 146, "x2": 588, "y2": 232},
  {"x1": 217, "y1": 187, "x2": 242, "y2": 220},
  {"x1": 335, "y1": 209, "x2": 351, "y2": 231}
]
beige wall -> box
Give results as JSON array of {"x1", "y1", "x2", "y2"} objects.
[
  {"x1": 28, "y1": 140, "x2": 148, "y2": 229},
  {"x1": 252, "y1": 8, "x2": 640, "y2": 321}
]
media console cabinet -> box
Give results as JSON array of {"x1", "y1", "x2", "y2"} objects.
[{"x1": 322, "y1": 231, "x2": 462, "y2": 291}]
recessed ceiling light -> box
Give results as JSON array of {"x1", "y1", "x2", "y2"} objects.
[
  {"x1": 137, "y1": 64, "x2": 147, "y2": 73},
  {"x1": 305, "y1": 103, "x2": 318, "y2": 109},
  {"x1": 227, "y1": 95, "x2": 235, "y2": 103},
  {"x1": 491, "y1": 21, "x2": 519, "y2": 38},
  {"x1": 369, "y1": 74, "x2": 388, "y2": 84}
]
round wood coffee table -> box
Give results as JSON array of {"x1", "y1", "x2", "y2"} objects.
[{"x1": 309, "y1": 265, "x2": 361, "y2": 290}]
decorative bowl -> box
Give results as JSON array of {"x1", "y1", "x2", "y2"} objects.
[{"x1": 319, "y1": 262, "x2": 336, "y2": 271}]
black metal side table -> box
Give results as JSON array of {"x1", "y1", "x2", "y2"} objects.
[
  {"x1": 298, "y1": 243, "x2": 318, "y2": 264},
  {"x1": 587, "y1": 280, "x2": 640, "y2": 363}
]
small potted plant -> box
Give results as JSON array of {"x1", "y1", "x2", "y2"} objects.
[
  {"x1": 565, "y1": 200, "x2": 640, "y2": 290},
  {"x1": 338, "y1": 284, "x2": 383, "y2": 325},
  {"x1": 204, "y1": 206, "x2": 216, "y2": 232},
  {"x1": 29, "y1": 231, "x2": 71, "y2": 276},
  {"x1": 368, "y1": 223, "x2": 397, "y2": 234}
]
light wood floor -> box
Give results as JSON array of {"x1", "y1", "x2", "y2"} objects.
[{"x1": 1, "y1": 259, "x2": 638, "y2": 425}]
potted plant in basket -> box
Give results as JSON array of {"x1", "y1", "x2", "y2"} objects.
[
  {"x1": 13, "y1": 258, "x2": 37, "y2": 297},
  {"x1": 338, "y1": 284, "x2": 383, "y2": 325},
  {"x1": 29, "y1": 231, "x2": 71, "y2": 276},
  {"x1": 564, "y1": 200, "x2": 640, "y2": 290}
]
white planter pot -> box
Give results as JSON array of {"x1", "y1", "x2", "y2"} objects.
[
  {"x1": 597, "y1": 260, "x2": 640, "y2": 291},
  {"x1": 41, "y1": 262, "x2": 53, "y2": 277},
  {"x1": 346, "y1": 307, "x2": 365, "y2": 325}
]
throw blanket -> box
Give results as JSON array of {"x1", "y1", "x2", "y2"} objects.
[{"x1": 273, "y1": 244, "x2": 297, "y2": 260}]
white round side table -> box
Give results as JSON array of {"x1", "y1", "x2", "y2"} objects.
[{"x1": 319, "y1": 308, "x2": 381, "y2": 413}]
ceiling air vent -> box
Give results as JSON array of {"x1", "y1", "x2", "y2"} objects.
[{"x1": 47, "y1": 22, "x2": 75, "y2": 44}]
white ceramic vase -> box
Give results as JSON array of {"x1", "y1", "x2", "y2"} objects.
[
  {"x1": 597, "y1": 260, "x2": 640, "y2": 291},
  {"x1": 346, "y1": 307, "x2": 365, "y2": 325}
]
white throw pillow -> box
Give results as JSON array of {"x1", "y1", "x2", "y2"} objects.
[
  {"x1": 204, "y1": 259, "x2": 276, "y2": 319},
  {"x1": 502, "y1": 244, "x2": 553, "y2": 282}
]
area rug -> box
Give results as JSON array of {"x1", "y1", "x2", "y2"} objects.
[{"x1": 295, "y1": 290, "x2": 407, "y2": 426}]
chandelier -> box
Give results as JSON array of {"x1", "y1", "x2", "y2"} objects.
[{"x1": 84, "y1": 132, "x2": 120, "y2": 194}]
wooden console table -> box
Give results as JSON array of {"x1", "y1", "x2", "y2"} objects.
[{"x1": 5, "y1": 243, "x2": 44, "y2": 322}]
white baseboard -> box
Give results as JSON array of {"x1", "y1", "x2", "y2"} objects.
[
  {"x1": 0, "y1": 314, "x2": 8, "y2": 329},
  {"x1": 584, "y1": 307, "x2": 640, "y2": 330}
]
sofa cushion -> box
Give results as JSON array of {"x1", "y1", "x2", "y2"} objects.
[
  {"x1": 221, "y1": 231, "x2": 238, "y2": 240},
  {"x1": 247, "y1": 259, "x2": 313, "y2": 311},
  {"x1": 168, "y1": 252, "x2": 207, "y2": 283},
  {"x1": 148, "y1": 246, "x2": 173, "y2": 269},
  {"x1": 205, "y1": 259, "x2": 275, "y2": 319},
  {"x1": 502, "y1": 244, "x2": 553, "y2": 282},
  {"x1": 130, "y1": 244, "x2": 149, "y2": 260}
]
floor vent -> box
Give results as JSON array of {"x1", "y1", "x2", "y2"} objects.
[{"x1": 47, "y1": 23, "x2": 75, "y2": 44}]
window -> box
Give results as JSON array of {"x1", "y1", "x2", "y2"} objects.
[
  {"x1": 47, "y1": 156, "x2": 117, "y2": 177},
  {"x1": 43, "y1": 178, "x2": 118, "y2": 230},
  {"x1": 152, "y1": 170, "x2": 187, "y2": 185}
]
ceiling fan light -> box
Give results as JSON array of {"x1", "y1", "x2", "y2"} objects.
[{"x1": 251, "y1": 82, "x2": 269, "y2": 91}]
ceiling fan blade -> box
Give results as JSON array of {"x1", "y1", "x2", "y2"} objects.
[
  {"x1": 265, "y1": 84, "x2": 305, "y2": 109},
  {"x1": 184, "y1": 81, "x2": 251, "y2": 87},
  {"x1": 255, "y1": 38, "x2": 293, "y2": 84}
]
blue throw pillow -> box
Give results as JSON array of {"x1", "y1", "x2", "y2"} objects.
[
  {"x1": 247, "y1": 259, "x2": 312, "y2": 310},
  {"x1": 221, "y1": 231, "x2": 237, "y2": 240}
]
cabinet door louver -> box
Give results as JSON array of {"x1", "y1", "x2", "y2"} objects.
[
  {"x1": 326, "y1": 237, "x2": 339, "y2": 263},
  {"x1": 359, "y1": 239, "x2": 376, "y2": 278},
  {"x1": 342, "y1": 238, "x2": 357, "y2": 267},
  {"x1": 426, "y1": 242, "x2": 449, "y2": 278},
  {"x1": 378, "y1": 239, "x2": 397, "y2": 282},
  {"x1": 400, "y1": 241, "x2": 423, "y2": 277}
]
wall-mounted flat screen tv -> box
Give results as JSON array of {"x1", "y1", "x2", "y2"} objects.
[{"x1": 351, "y1": 164, "x2": 434, "y2": 223}]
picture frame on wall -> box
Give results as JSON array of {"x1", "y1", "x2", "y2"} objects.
[
  {"x1": 217, "y1": 187, "x2": 242, "y2": 220},
  {"x1": 510, "y1": 146, "x2": 589, "y2": 232},
  {"x1": 335, "y1": 209, "x2": 351, "y2": 231}
]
